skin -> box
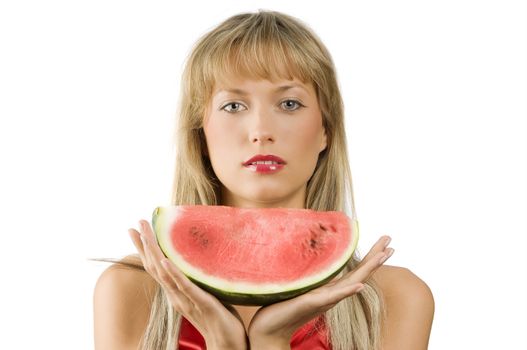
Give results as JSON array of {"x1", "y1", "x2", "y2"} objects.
[
  {"x1": 95, "y1": 77, "x2": 434, "y2": 349},
  {"x1": 202, "y1": 76, "x2": 327, "y2": 209}
]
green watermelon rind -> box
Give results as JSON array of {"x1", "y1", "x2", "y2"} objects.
[
  {"x1": 185, "y1": 258, "x2": 352, "y2": 306},
  {"x1": 151, "y1": 206, "x2": 360, "y2": 306}
]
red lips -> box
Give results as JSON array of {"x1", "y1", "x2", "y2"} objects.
[{"x1": 242, "y1": 154, "x2": 286, "y2": 166}]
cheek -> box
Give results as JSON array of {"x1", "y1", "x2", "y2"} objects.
[
  {"x1": 204, "y1": 123, "x2": 241, "y2": 164},
  {"x1": 291, "y1": 120, "x2": 323, "y2": 152}
]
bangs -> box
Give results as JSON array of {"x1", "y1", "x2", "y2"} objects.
[
  {"x1": 199, "y1": 17, "x2": 317, "y2": 97},
  {"x1": 213, "y1": 41, "x2": 309, "y2": 88}
]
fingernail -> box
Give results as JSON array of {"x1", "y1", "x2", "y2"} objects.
[
  {"x1": 379, "y1": 249, "x2": 394, "y2": 264},
  {"x1": 384, "y1": 236, "x2": 391, "y2": 248},
  {"x1": 356, "y1": 284, "x2": 365, "y2": 292}
]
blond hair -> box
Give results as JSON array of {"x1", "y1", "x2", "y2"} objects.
[{"x1": 98, "y1": 9, "x2": 386, "y2": 349}]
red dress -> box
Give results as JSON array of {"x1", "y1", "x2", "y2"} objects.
[{"x1": 178, "y1": 315, "x2": 331, "y2": 349}]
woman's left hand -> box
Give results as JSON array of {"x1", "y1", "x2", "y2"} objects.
[{"x1": 247, "y1": 235, "x2": 394, "y2": 349}]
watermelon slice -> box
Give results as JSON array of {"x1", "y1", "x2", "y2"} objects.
[{"x1": 152, "y1": 205, "x2": 359, "y2": 306}]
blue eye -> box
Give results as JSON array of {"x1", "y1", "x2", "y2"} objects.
[
  {"x1": 220, "y1": 99, "x2": 305, "y2": 114},
  {"x1": 281, "y1": 99, "x2": 304, "y2": 111},
  {"x1": 221, "y1": 102, "x2": 246, "y2": 113}
]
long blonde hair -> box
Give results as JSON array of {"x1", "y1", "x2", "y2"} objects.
[{"x1": 99, "y1": 9, "x2": 386, "y2": 349}]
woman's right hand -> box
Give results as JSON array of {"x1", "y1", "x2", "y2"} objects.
[{"x1": 128, "y1": 219, "x2": 248, "y2": 350}]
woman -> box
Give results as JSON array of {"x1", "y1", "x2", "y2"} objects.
[{"x1": 93, "y1": 10, "x2": 434, "y2": 350}]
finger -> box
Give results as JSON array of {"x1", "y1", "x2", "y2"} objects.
[
  {"x1": 128, "y1": 229, "x2": 148, "y2": 269},
  {"x1": 321, "y1": 282, "x2": 365, "y2": 309},
  {"x1": 159, "y1": 259, "x2": 204, "y2": 314},
  {"x1": 139, "y1": 220, "x2": 168, "y2": 260},
  {"x1": 138, "y1": 220, "x2": 167, "y2": 276},
  {"x1": 263, "y1": 281, "x2": 364, "y2": 332},
  {"x1": 136, "y1": 232, "x2": 198, "y2": 316},
  {"x1": 142, "y1": 219, "x2": 183, "y2": 288},
  {"x1": 161, "y1": 258, "x2": 232, "y2": 317},
  {"x1": 137, "y1": 222, "x2": 160, "y2": 280},
  {"x1": 135, "y1": 223, "x2": 198, "y2": 316},
  {"x1": 334, "y1": 236, "x2": 391, "y2": 288},
  {"x1": 341, "y1": 247, "x2": 395, "y2": 288},
  {"x1": 157, "y1": 265, "x2": 198, "y2": 316},
  {"x1": 359, "y1": 235, "x2": 392, "y2": 266},
  {"x1": 161, "y1": 259, "x2": 210, "y2": 303},
  {"x1": 128, "y1": 228, "x2": 146, "y2": 257}
]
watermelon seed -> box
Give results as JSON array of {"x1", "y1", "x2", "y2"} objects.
[
  {"x1": 301, "y1": 229, "x2": 323, "y2": 256},
  {"x1": 311, "y1": 227, "x2": 327, "y2": 239},
  {"x1": 189, "y1": 226, "x2": 209, "y2": 247}
]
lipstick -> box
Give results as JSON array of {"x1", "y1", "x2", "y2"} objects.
[{"x1": 242, "y1": 154, "x2": 286, "y2": 173}]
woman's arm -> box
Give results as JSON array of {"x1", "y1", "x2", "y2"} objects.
[
  {"x1": 377, "y1": 266, "x2": 435, "y2": 350},
  {"x1": 93, "y1": 261, "x2": 157, "y2": 350}
]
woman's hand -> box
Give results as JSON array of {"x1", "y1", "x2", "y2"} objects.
[
  {"x1": 128, "y1": 220, "x2": 248, "y2": 350},
  {"x1": 247, "y1": 235, "x2": 395, "y2": 349}
]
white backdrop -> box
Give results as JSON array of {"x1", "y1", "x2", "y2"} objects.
[{"x1": 0, "y1": 1, "x2": 525, "y2": 349}]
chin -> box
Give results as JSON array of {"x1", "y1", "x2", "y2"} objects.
[
  {"x1": 248, "y1": 190, "x2": 284, "y2": 202},
  {"x1": 235, "y1": 187, "x2": 288, "y2": 204}
]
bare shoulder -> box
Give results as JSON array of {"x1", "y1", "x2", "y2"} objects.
[
  {"x1": 372, "y1": 264, "x2": 435, "y2": 350},
  {"x1": 373, "y1": 264, "x2": 434, "y2": 301},
  {"x1": 95, "y1": 254, "x2": 157, "y2": 298},
  {"x1": 95, "y1": 254, "x2": 157, "y2": 293},
  {"x1": 93, "y1": 254, "x2": 158, "y2": 349}
]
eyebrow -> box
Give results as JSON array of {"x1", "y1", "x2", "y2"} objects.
[{"x1": 217, "y1": 84, "x2": 308, "y2": 96}]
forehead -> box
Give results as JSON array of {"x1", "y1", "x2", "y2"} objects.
[{"x1": 212, "y1": 78, "x2": 314, "y2": 97}]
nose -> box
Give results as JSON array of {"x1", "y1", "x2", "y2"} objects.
[
  {"x1": 248, "y1": 110, "x2": 275, "y2": 144},
  {"x1": 250, "y1": 130, "x2": 274, "y2": 144}
]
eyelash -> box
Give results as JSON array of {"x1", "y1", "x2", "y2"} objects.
[{"x1": 220, "y1": 99, "x2": 305, "y2": 114}]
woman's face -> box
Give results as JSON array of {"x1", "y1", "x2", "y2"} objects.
[{"x1": 202, "y1": 77, "x2": 327, "y2": 208}]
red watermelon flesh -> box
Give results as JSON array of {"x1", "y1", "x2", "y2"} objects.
[{"x1": 152, "y1": 205, "x2": 359, "y2": 306}]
